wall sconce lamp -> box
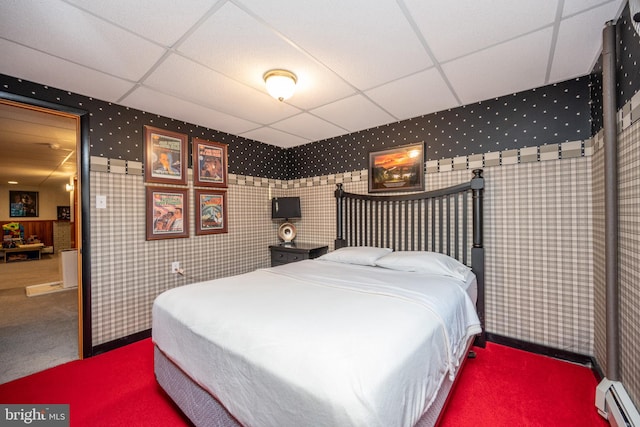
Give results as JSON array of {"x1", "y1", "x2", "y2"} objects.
[
  {"x1": 65, "y1": 183, "x2": 74, "y2": 192},
  {"x1": 264, "y1": 69, "x2": 297, "y2": 101}
]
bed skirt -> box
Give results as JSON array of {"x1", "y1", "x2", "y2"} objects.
[{"x1": 154, "y1": 337, "x2": 474, "y2": 427}]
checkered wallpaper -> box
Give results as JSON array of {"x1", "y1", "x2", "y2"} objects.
[
  {"x1": 592, "y1": 142, "x2": 606, "y2": 372},
  {"x1": 618, "y1": 120, "x2": 640, "y2": 406},
  {"x1": 90, "y1": 169, "x2": 280, "y2": 345},
  {"x1": 483, "y1": 159, "x2": 594, "y2": 354},
  {"x1": 592, "y1": 117, "x2": 640, "y2": 407},
  {"x1": 91, "y1": 146, "x2": 595, "y2": 355}
]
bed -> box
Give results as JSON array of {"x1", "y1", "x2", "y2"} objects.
[{"x1": 152, "y1": 169, "x2": 485, "y2": 427}]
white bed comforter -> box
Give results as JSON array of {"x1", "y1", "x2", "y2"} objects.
[{"x1": 152, "y1": 259, "x2": 481, "y2": 427}]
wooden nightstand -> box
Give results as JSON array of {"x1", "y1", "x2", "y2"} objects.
[{"x1": 269, "y1": 243, "x2": 328, "y2": 267}]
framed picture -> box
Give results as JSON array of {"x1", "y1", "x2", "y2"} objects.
[
  {"x1": 193, "y1": 138, "x2": 228, "y2": 188},
  {"x1": 146, "y1": 187, "x2": 189, "y2": 240},
  {"x1": 9, "y1": 191, "x2": 39, "y2": 217},
  {"x1": 57, "y1": 206, "x2": 71, "y2": 221},
  {"x1": 144, "y1": 125, "x2": 188, "y2": 185},
  {"x1": 195, "y1": 189, "x2": 228, "y2": 235},
  {"x1": 368, "y1": 142, "x2": 425, "y2": 193}
]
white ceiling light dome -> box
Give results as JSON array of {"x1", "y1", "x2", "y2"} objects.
[{"x1": 263, "y1": 69, "x2": 297, "y2": 102}]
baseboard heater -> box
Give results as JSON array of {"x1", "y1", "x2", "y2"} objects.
[{"x1": 596, "y1": 379, "x2": 640, "y2": 427}]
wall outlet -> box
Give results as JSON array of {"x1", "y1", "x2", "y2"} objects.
[{"x1": 171, "y1": 261, "x2": 180, "y2": 274}]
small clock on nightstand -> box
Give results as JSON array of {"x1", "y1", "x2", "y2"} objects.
[{"x1": 269, "y1": 243, "x2": 328, "y2": 267}]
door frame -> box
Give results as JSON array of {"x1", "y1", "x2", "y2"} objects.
[{"x1": 0, "y1": 91, "x2": 92, "y2": 358}]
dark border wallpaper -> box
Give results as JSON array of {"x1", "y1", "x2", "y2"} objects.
[
  {"x1": 616, "y1": 4, "x2": 640, "y2": 108},
  {"x1": 590, "y1": 3, "x2": 640, "y2": 133},
  {"x1": 288, "y1": 78, "x2": 590, "y2": 179}
]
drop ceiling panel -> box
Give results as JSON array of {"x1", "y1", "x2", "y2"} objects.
[
  {"x1": 0, "y1": 0, "x2": 165, "y2": 81},
  {"x1": 563, "y1": 0, "x2": 621, "y2": 16},
  {"x1": 122, "y1": 86, "x2": 260, "y2": 138},
  {"x1": 237, "y1": 0, "x2": 432, "y2": 90},
  {"x1": 311, "y1": 94, "x2": 396, "y2": 133},
  {"x1": 365, "y1": 69, "x2": 460, "y2": 120},
  {"x1": 0, "y1": 40, "x2": 135, "y2": 103},
  {"x1": 64, "y1": 0, "x2": 216, "y2": 46},
  {"x1": 177, "y1": 2, "x2": 356, "y2": 110},
  {"x1": 443, "y1": 28, "x2": 554, "y2": 105},
  {"x1": 550, "y1": 2, "x2": 623, "y2": 82},
  {"x1": 271, "y1": 113, "x2": 347, "y2": 142},
  {"x1": 144, "y1": 54, "x2": 301, "y2": 124},
  {"x1": 242, "y1": 127, "x2": 310, "y2": 148},
  {"x1": 405, "y1": 0, "x2": 559, "y2": 63}
]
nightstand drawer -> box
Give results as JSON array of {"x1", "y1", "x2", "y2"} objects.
[
  {"x1": 269, "y1": 243, "x2": 328, "y2": 267},
  {"x1": 271, "y1": 250, "x2": 305, "y2": 263}
]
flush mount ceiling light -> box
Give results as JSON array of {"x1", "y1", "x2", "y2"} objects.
[{"x1": 263, "y1": 69, "x2": 297, "y2": 102}]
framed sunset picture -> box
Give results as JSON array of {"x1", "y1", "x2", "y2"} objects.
[{"x1": 368, "y1": 142, "x2": 424, "y2": 193}]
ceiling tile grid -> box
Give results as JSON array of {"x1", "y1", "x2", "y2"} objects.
[
  {"x1": 0, "y1": 39, "x2": 134, "y2": 105},
  {"x1": 63, "y1": 0, "x2": 216, "y2": 47},
  {"x1": 550, "y1": 1, "x2": 626, "y2": 82},
  {"x1": 310, "y1": 94, "x2": 396, "y2": 134},
  {"x1": 0, "y1": 0, "x2": 166, "y2": 81},
  {"x1": 236, "y1": 0, "x2": 434, "y2": 90},
  {"x1": 402, "y1": 0, "x2": 559, "y2": 63},
  {"x1": 175, "y1": 2, "x2": 357, "y2": 111},
  {"x1": 440, "y1": 28, "x2": 555, "y2": 105},
  {"x1": 0, "y1": 0, "x2": 626, "y2": 148},
  {"x1": 363, "y1": 69, "x2": 460, "y2": 121}
]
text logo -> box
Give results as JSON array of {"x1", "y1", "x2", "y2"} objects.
[{"x1": 1, "y1": 405, "x2": 69, "y2": 426}]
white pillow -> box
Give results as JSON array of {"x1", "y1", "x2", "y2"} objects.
[
  {"x1": 317, "y1": 246, "x2": 392, "y2": 266},
  {"x1": 375, "y1": 251, "x2": 470, "y2": 280}
]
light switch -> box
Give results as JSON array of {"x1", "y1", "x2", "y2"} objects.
[{"x1": 96, "y1": 195, "x2": 107, "y2": 209}]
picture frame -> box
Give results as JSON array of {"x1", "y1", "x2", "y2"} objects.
[
  {"x1": 193, "y1": 138, "x2": 228, "y2": 188},
  {"x1": 146, "y1": 187, "x2": 189, "y2": 240},
  {"x1": 144, "y1": 125, "x2": 188, "y2": 185},
  {"x1": 368, "y1": 142, "x2": 425, "y2": 193},
  {"x1": 195, "y1": 189, "x2": 228, "y2": 235},
  {"x1": 9, "y1": 191, "x2": 39, "y2": 217},
  {"x1": 57, "y1": 206, "x2": 71, "y2": 221}
]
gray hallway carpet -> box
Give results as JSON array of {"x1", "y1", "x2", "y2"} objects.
[{"x1": 0, "y1": 254, "x2": 78, "y2": 384}]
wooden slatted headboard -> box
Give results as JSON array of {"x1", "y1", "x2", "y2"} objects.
[{"x1": 334, "y1": 169, "x2": 485, "y2": 346}]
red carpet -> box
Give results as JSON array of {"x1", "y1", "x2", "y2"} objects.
[
  {"x1": 0, "y1": 339, "x2": 190, "y2": 426},
  {"x1": 439, "y1": 343, "x2": 608, "y2": 427},
  {"x1": 0, "y1": 339, "x2": 607, "y2": 426}
]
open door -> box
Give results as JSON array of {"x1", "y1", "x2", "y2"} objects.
[{"x1": 0, "y1": 93, "x2": 91, "y2": 359}]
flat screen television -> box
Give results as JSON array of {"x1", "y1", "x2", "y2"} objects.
[{"x1": 271, "y1": 197, "x2": 301, "y2": 220}]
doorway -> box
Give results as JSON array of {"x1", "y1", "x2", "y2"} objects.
[{"x1": 0, "y1": 95, "x2": 90, "y2": 383}]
